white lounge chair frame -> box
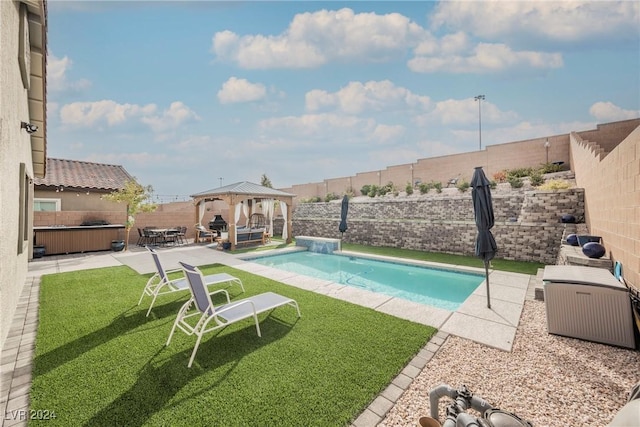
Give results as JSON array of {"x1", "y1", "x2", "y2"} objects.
[
  {"x1": 139, "y1": 246, "x2": 245, "y2": 316},
  {"x1": 167, "y1": 262, "x2": 301, "y2": 368}
]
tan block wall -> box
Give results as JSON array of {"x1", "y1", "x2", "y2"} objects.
[
  {"x1": 280, "y1": 120, "x2": 640, "y2": 204},
  {"x1": 571, "y1": 125, "x2": 640, "y2": 289},
  {"x1": 292, "y1": 188, "x2": 585, "y2": 264}
]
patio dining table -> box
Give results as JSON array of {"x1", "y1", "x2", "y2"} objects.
[{"x1": 147, "y1": 228, "x2": 180, "y2": 246}]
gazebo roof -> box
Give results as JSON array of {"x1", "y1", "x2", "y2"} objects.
[{"x1": 190, "y1": 181, "x2": 295, "y2": 199}]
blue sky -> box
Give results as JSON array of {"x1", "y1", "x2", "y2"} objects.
[{"x1": 46, "y1": 1, "x2": 640, "y2": 201}]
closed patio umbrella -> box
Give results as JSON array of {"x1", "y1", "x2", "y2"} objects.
[
  {"x1": 339, "y1": 195, "x2": 349, "y2": 238},
  {"x1": 471, "y1": 166, "x2": 497, "y2": 308}
]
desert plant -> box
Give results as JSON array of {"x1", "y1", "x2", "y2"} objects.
[
  {"x1": 418, "y1": 182, "x2": 431, "y2": 194},
  {"x1": 538, "y1": 179, "x2": 571, "y2": 190},
  {"x1": 493, "y1": 170, "x2": 507, "y2": 183},
  {"x1": 405, "y1": 182, "x2": 413, "y2": 195},
  {"x1": 507, "y1": 167, "x2": 534, "y2": 179},
  {"x1": 368, "y1": 185, "x2": 379, "y2": 197},
  {"x1": 539, "y1": 162, "x2": 564, "y2": 174},
  {"x1": 489, "y1": 180, "x2": 497, "y2": 189},
  {"x1": 529, "y1": 171, "x2": 545, "y2": 187},
  {"x1": 361, "y1": 185, "x2": 371, "y2": 196},
  {"x1": 324, "y1": 192, "x2": 340, "y2": 202},
  {"x1": 456, "y1": 180, "x2": 470, "y2": 192},
  {"x1": 508, "y1": 176, "x2": 524, "y2": 188},
  {"x1": 432, "y1": 181, "x2": 443, "y2": 193}
]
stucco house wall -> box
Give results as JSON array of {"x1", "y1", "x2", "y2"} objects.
[{"x1": 0, "y1": 0, "x2": 47, "y2": 352}]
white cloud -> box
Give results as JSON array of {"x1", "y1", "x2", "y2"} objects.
[
  {"x1": 430, "y1": 1, "x2": 640, "y2": 44},
  {"x1": 211, "y1": 8, "x2": 425, "y2": 69},
  {"x1": 306, "y1": 80, "x2": 431, "y2": 114},
  {"x1": 217, "y1": 77, "x2": 267, "y2": 104},
  {"x1": 47, "y1": 53, "x2": 91, "y2": 92},
  {"x1": 140, "y1": 102, "x2": 200, "y2": 133},
  {"x1": 372, "y1": 124, "x2": 405, "y2": 143},
  {"x1": 259, "y1": 113, "x2": 375, "y2": 140},
  {"x1": 409, "y1": 42, "x2": 563, "y2": 73},
  {"x1": 415, "y1": 98, "x2": 519, "y2": 126},
  {"x1": 59, "y1": 100, "x2": 198, "y2": 132},
  {"x1": 589, "y1": 102, "x2": 640, "y2": 122}
]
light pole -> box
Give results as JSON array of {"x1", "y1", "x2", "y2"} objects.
[
  {"x1": 410, "y1": 165, "x2": 414, "y2": 187},
  {"x1": 544, "y1": 138, "x2": 550, "y2": 164},
  {"x1": 474, "y1": 95, "x2": 485, "y2": 150},
  {"x1": 219, "y1": 177, "x2": 223, "y2": 187}
]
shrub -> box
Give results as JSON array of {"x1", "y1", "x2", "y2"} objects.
[
  {"x1": 324, "y1": 192, "x2": 340, "y2": 202},
  {"x1": 418, "y1": 182, "x2": 432, "y2": 194},
  {"x1": 508, "y1": 176, "x2": 524, "y2": 188},
  {"x1": 368, "y1": 185, "x2": 379, "y2": 197},
  {"x1": 529, "y1": 171, "x2": 545, "y2": 187},
  {"x1": 489, "y1": 180, "x2": 497, "y2": 189},
  {"x1": 300, "y1": 196, "x2": 322, "y2": 203},
  {"x1": 360, "y1": 185, "x2": 371, "y2": 196},
  {"x1": 377, "y1": 181, "x2": 395, "y2": 196},
  {"x1": 539, "y1": 162, "x2": 564, "y2": 174},
  {"x1": 507, "y1": 167, "x2": 534, "y2": 179},
  {"x1": 405, "y1": 183, "x2": 413, "y2": 195},
  {"x1": 432, "y1": 181, "x2": 443, "y2": 193},
  {"x1": 493, "y1": 171, "x2": 507, "y2": 183},
  {"x1": 538, "y1": 179, "x2": 571, "y2": 190},
  {"x1": 456, "y1": 180, "x2": 470, "y2": 192}
]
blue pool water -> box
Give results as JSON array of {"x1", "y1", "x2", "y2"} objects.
[{"x1": 250, "y1": 251, "x2": 483, "y2": 311}]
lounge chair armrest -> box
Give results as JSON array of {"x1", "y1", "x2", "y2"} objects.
[{"x1": 208, "y1": 288, "x2": 231, "y2": 304}]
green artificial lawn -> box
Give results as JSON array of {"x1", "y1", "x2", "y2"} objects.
[{"x1": 30, "y1": 265, "x2": 435, "y2": 426}]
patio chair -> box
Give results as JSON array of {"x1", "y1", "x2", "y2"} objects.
[
  {"x1": 139, "y1": 246, "x2": 245, "y2": 316},
  {"x1": 195, "y1": 224, "x2": 215, "y2": 243},
  {"x1": 167, "y1": 261, "x2": 301, "y2": 367}
]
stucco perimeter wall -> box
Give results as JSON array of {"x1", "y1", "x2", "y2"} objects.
[
  {"x1": 571, "y1": 125, "x2": 640, "y2": 289},
  {"x1": 282, "y1": 119, "x2": 640, "y2": 207},
  {"x1": 292, "y1": 188, "x2": 584, "y2": 264}
]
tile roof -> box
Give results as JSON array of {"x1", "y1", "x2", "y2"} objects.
[{"x1": 33, "y1": 158, "x2": 134, "y2": 191}]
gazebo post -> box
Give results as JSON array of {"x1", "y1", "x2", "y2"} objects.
[{"x1": 286, "y1": 202, "x2": 293, "y2": 244}]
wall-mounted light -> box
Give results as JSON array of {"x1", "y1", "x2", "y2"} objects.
[
  {"x1": 20, "y1": 121, "x2": 38, "y2": 134},
  {"x1": 544, "y1": 138, "x2": 551, "y2": 164}
]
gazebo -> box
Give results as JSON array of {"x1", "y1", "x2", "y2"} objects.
[{"x1": 190, "y1": 181, "x2": 295, "y2": 250}]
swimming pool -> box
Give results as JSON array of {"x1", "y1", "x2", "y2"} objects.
[{"x1": 249, "y1": 251, "x2": 483, "y2": 311}]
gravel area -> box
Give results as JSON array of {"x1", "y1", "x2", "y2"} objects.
[{"x1": 380, "y1": 300, "x2": 640, "y2": 427}]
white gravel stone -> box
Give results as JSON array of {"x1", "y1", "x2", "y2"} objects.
[{"x1": 379, "y1": 300, "x2": 639, "y2": 427}]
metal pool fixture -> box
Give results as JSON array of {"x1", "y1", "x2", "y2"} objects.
[{"x1": 420, "y1": 384, "x2": 533, "y2": 427}]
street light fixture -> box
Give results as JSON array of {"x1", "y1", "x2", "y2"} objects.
[
  {"x1": 474, "y1": 95, "x2": 485, "y2": 150},
  {"x1": 544, "y1": 138, "x2": 550, "y2": 164}
]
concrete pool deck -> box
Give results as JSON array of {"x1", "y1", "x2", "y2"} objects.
[{"x1": 2, "y1": 244, "x2": 536, "y2": 426}]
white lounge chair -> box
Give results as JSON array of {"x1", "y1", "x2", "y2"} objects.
[
  {"x1": 167, "y1": 261, "x2": 301, "y2": 368},
  {"x1": 138, "y1": 246, "x2": 245, "y2": 316}
]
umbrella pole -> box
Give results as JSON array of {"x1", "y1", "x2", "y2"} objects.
[{"x1": 485, "y1": 260, "x2": 491, "y2": 309}]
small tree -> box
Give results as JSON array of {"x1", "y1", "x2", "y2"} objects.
[
  {"x1": 103, "y1": 179, "x2": 157, "y2": 250},
  {"x1": 260, "y1": 174, "x2": 273, "y2": 188}
]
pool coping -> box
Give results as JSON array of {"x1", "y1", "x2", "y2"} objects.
[{"x1": 238, "y1": 248, "x2": 529, "y2": 352}]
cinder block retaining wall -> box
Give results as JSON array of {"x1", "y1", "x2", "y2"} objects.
[{"x1": 292, "y1": 188, "x2": 584, "y2": 265}]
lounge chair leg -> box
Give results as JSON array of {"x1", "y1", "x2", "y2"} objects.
[
  {"x1": 254, "y1": 313, "x2": 262, "y2": 337},
  {"x1": 188, "y1": 334, "x2": 204, "y2": 368},
  {"x1": 146, "y1": 294, "x2": 158, "y2": 317}
]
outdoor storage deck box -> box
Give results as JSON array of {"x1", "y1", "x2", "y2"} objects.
[{"x1": 543, "y1": 266, "x2": 635, "y2": 349}]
